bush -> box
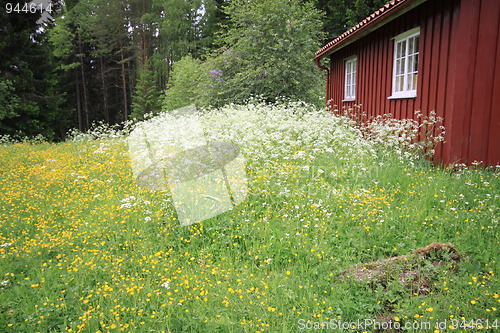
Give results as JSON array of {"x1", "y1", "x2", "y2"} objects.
[
  {"x1": 162, "y1": 55, "x2": 211, "y2": 111},
  {"x1": 336, "y1": 105, "x2": 445, "y2": 159}
]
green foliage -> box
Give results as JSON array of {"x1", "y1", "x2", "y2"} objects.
[
  {"x1": 156, "y1": 0, "x2": 205, "y2": 60},
  {"x1": 164, "y1": 0, "x2": 325, "y2": 108},
  {"x1": 2, "y1": 0, "x2": 395, "y2": 137},
  {"x1": 47, "y1": 18, "x2": 75, "y2": 60},
  {"x1": 217, "y1": 0, "x2": 324, "y2": 105},
  {"x1": 0, "y1": 79, "x2": 19, "y2": 125},
  {"x1": 346, "y1": 0, "x2": 389, "y2": 28},
  {"x1": 314, "y1": 0, "x2": 389, "y2": 41},
  {"x1": 131, "y1": 62, "x2": 161, "y2": 120},
  {"x1": 162, "y1": 55, "x2": 211, "y2": 111},
  {"x1": 0, "y1": 3, "x2": 67, "y2": 140}
]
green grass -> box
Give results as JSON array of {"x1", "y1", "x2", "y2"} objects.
[{"x1": 0, "y1": 103, "x2": 498, "y2": 332}]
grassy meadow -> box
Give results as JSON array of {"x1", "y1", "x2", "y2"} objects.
[{"x1": 0, "y1": 102, "x2": 498, "y2": 332}]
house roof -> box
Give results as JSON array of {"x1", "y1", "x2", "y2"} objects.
[{"x1": 315, "y1": 0, "x2": 425, "y2": 60}]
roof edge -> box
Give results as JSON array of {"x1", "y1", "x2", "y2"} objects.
[{"x1": 315, "y1": 0, "x2": 427, "y2": 60}]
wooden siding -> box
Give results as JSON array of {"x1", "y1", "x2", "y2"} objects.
[
  {"x1": 325, "y1": 0, "x2": 500, "y2": 165},
  {"x1": 449, "y1": 0, "x2": 500, "y2": 166}
]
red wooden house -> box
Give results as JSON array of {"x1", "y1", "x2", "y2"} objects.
[{"x1": 315, "y1": 0, "x2": 500, "y2": 166}]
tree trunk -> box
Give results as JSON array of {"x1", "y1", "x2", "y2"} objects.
[
  {"x1": 114, "y1": 6, "x2": 129, "y2": 121},
  {"x1": 77, "y1": 31, "x2": 90, "y2": 130},
  {"x1": 99, "y1": 55, "x2": 110, "y2": 123},
  {"x1": 118, "y1": 32, "x2": 129, "y2": 120},
  {"x1": 75, "y1": 70, "x2": 83, "y2": 131},
  {"x1": 142, "y1": 0, "x2": 148, "y2": 68}
]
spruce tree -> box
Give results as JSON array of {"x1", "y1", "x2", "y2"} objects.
[
  {"x1": 131, "y1": 60, "x2": 160, "y2": 120},
  {"x1": 0, "y1": 2, "x2": 66, "y2": 139}
]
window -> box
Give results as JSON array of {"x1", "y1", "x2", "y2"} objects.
[
  {"x1": 390, "y1": 27, "x2": 420, "y2": 99},
  {"x1": 344, "y1": 56, "x2": 357, "y2": 101}
]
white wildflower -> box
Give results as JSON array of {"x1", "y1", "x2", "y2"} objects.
[{"x1": 120, "y1": 203, "x2": 132, "y2": 209}]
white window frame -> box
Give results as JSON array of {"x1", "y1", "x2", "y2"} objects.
[
  {"x1": 389, "y1": 27, "x2": 420, "y2": 99},
  {"x1": 343, "y1": 56, "x2": 357, "y2": 101}
]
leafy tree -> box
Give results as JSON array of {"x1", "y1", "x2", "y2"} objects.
[
  {"x1": 212, "y1": 0, "x2": 325, "y2": 105},
  {"x1": 162, "y1": 55, "x2": 210, "y2": 111}
]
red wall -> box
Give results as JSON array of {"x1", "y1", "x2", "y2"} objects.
[{"x1": 326, "y1": 0, "x2": 500, "y2": 166}]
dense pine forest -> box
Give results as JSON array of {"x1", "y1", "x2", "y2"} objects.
[{"x1": 0, "y1": 0, "x2": 388, "y2": 140}]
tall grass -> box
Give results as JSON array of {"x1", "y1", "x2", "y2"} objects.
[{"x1": 0, "y1": 101, "x2": 498, "y2": 332}]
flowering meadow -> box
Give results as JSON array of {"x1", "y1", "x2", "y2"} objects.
[{"x1": 0, "y1": 102, "x2": 498, "y2": 332}]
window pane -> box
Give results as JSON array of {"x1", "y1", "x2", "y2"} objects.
[
  {"x1": 392, "y1": 29, "x2": 420, "y2": 95},
  {"x1": 345, "y1": 58, "x2": 356, "y2": 99},
  {"x1": 399, "y1": 40, "x2": 406, "y2": 58},
  {"x1": 406, "y1": 73, "x2": 413, "y2": 91},
  {"x1": 395, "y1": 76, "x2": 401, "y2": 92}
]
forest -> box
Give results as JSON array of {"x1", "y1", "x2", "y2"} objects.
[{"x1": 0, "y1": 0, "x2": 388, "y2": 140}]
